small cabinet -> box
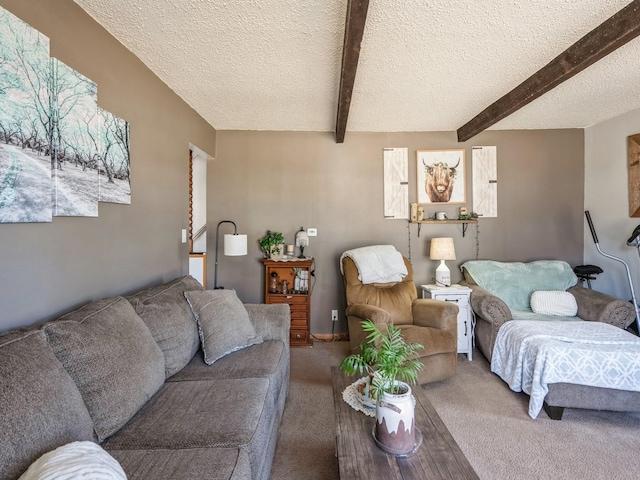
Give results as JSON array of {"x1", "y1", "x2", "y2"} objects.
[
  {"x1": 262, "y1": 259, "x2": 313, "y2": 347},
  {"x1": 421, "y1": 285, "x2": 473, "y2": 360}
]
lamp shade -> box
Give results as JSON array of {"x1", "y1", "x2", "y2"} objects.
[
  {"x1": 430, "y1": 237, "x2": 456, "y2": 260},
  {"x1": 224, "y1": 234, "x2": 247, "y2": 256}
]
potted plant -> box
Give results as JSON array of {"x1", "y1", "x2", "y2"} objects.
[
  {"x1": 258, "y1": 230, "x2": 285, "y2": 260},
  {"x1": 340, "y1": 320, "x2": 424, "y2": 456}
]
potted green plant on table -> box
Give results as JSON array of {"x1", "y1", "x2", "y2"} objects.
[
  {"x1": 258, "y1": 230, "x2": 285, "y2": 260},
  {"x1": 340, "y1": 320, "x2": 424, "y2": 456}
]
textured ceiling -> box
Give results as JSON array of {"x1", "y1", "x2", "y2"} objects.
[{"x1": 72, "y1": 0, "x2": 640, "y2": 134}]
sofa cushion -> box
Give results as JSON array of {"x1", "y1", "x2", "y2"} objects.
[
  {"x1": 531, "y1": 290, "x2": 578, "y2": 316},
  {"x1": 461, "y1": 260, "x2": 578, "y2": 311},
  {"x1": 128, "y1": 275, "x2": 202, "y2": 378},
  {"x1": 19, "y1": 441, "x2": 126, "y2": 480},
  {"x1": 103, "y1": 378, "x2": 274, "y2": 480},
  {"x1": 168, "y1": 340, "x2": 289, "y2": 413},
  {"x1": 184, "y1": 290, "x2": 263, "y2": 365},
  {"x1": 109, "y1": 447, "x2": 252, "y2": 480},
  {"x1": 0, "y1": 329, "x2": 95, "y2": 480},
  {"x1": 168, "y1": 341, "x2": 285, "y2": 382},
  {"x1": 45, "y1": 296, "x2": 165, "y2": 443}
]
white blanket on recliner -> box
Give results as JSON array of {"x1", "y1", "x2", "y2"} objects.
[
  {"x1": 491, "y1": 320, "x2": 640, "y2": 418},
  {"x1": 340, "y1": 245, "x2": 408, "y2": 284}
]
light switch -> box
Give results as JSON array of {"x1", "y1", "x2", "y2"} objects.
[
  {"x1": 181, "y1": 229, "x2": 187, "y2": 243},
  {"x1": 307, "y1": 228, "x2": 317, "y2": 236}
]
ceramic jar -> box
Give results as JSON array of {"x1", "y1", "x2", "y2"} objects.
[{"x1": 374, "y1": 381, "x2": 416, "y2": 455}]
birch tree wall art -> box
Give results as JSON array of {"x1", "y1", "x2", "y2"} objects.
[
  {"x1": 51, "y1": 59, "x2": 99, "y2": 217},
  {"x1": 97, "y1": 109, "x2": 130, "y2": 205},
  {"x1": 0, "y1": 8, "x2": 52, "y2": 223},
  {"x1": 0, "y1": 6, "x2": 132, "y2": 223}
]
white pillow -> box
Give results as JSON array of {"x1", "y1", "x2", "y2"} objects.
[
  {"x1": 19, "y1": 441, "x2": 126, "y2": 480},
  {"x1": 530, "y1": 290, "x2": 578, "y2": 317}
]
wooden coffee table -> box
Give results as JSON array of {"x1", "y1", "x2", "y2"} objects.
[{"x1": 332, "y1": 367, "x2": 479, "y2": 479}]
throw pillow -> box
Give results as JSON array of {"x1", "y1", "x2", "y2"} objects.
[
  {"x1": 19, "y1": 441, "x2": 126, "y2": 480},
  {"x1": 0, "y1": 329, "x2": 95, "y2": 480},
  {"x1": 45, "y1": 296, "x2": 165, "y2": 442},
  {"x1": 184, "y1": 290, "x2": 263, "y2": 365},
  {"x1": 127, "y1": 275, "x2": 203, "y2": 379},
  {"x1": 530, "y1": 290, "x2": 578, "y2": 316}
]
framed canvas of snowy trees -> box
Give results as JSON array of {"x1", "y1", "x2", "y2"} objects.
[{"x1": 0, "y1": 6, "x2": 131, "y2": 223}]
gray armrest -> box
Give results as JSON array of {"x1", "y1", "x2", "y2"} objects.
[
  {"x1": 345, "y1": 304, "x2": 392, "y2": 326},
  {"x1": 466, "y1": 284, "x2": 513, "y2": 328},
  {"x1": 568, "y1": 286, "x2": 636, "y2": 329},
  {"x1": 244, "y1": 303, "x2": 290, "y2": 342}
]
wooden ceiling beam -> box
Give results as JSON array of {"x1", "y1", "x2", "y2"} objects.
[
  {"x1": 335, "y1": 0, "x2": 369, "y2": 144},
  {"x1": 457, "y1": 0, "x2": 640, "y2": 142}
]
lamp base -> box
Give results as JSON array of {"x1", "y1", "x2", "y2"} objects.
[{"x1": 435, "y1": 260, "x2": 451, "y2": 287}]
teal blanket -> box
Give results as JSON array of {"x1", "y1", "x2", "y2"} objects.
[{"x1": 461, "y1": 260, "x2": 578, "y2": 311}]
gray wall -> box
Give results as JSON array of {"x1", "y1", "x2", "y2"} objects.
[
  {"x1": 0, "y1": 1, "x2": 587, "y2": 335},
  {"x1": 0, "y1": 0, "x2": 216, "y2": 331},
  {"x1": 585, "y1": 107, "x2": 640, "y2": 301},
  {"x1": 210, "y1": 129, "x2": 584, "y2": 336}
]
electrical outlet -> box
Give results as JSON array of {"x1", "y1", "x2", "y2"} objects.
[
  {"x1": 307, "y1": 228, "x2": 318, "y2": 237},
  {"x1": 331, "y1": 309, "x2": 338, "y2": 322}
]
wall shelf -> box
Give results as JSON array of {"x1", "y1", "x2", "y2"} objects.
[{"x1": 410, "y1": 219, "x2": 478, "y2": 237}]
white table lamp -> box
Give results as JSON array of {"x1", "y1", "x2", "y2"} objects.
[
  {"x1": 430, "y1": 237, "x2": 456, "y2": 287},
  {"x1": 295, "y1": 227, "x2": 309, "y2": 258}
]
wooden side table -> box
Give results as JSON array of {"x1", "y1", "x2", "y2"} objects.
[
  {"x1": 262, "y1": 258, "x2": 313, "y2": 347},
  {"x1": 421, "y1": 284, "x2": 473, "y2": 360}
]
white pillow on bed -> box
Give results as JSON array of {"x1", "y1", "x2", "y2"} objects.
[
  {"x1": 530, "y1": 290, "x2": 578, "y2": 317},
  {"x1": 19, "y1": 441, "x2": 126, "y2": 480}
]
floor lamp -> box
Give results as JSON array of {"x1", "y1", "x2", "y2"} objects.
[
  {"x1": 214, "y1": 220, "x2": 247, "y2": 289},
  {"x1": 430, "y1": 237, "x2": 456, "y2": 287}
]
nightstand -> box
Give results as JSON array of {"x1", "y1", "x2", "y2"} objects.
[
  {"x1": 420, "y1": 284, "x2": 473, "y2": 361},
  {"x1": 262, "y1": 258, "x2": 313, "y2": 347}
]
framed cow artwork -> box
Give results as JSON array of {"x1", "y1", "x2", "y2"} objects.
[{"x1": 416, "y1": 149, "x2": 466, "y2": 204}]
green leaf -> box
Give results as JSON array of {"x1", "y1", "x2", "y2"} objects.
[{"x1": 338, "y1": 319, "x2": 425, "y2": 400}]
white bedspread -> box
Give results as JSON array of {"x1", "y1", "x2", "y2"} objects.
[
  {"x1": 340, "y1": 245, "x2": 407, "y2": 284},
  {"x1": 491, "y1": 320, "x2": 640, "y2": 418}
]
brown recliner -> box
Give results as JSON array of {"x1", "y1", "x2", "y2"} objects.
[{"x1": 342, "y1": 255, "x2": 459, "y2": 384}]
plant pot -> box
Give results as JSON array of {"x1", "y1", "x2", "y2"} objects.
[
  {"x1": 269, "y1": 244, "x2": 284, "y2": 260},
  {"x1": 373, "y1": 381, "x2": 417, "y2": 456}
]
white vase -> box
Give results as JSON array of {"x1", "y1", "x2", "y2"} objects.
[{"x1": 374, "y1": 381, "x2": 416, "y2": 455}]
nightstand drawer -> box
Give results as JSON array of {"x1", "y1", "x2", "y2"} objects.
[
  {"x1": 290, "y1": 309, "x2": 307, "y2": 320},
  {"x1": 288, "y1": 303, "x2": 308, "y2": 311},
  {"x1": 291, "y1": 318, "x2": 308, "y2": 329},
  {"x1": 268, "y1": 294, "x2": 308, "y2": 304},
  {"x1": 434, "y1": 294, "x2": 469, "y2": 307},
  {"x1": 290, "y1": 329, "x2": 309, "y2": 344}
]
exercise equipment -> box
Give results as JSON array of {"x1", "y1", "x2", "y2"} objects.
[{"x1": 585, "y1": 211, "x2": 640, "y2": 333}]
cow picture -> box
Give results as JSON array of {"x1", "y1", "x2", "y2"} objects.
[{"x1": 416, "y1": 150, "x2": 466, "y2": 204}]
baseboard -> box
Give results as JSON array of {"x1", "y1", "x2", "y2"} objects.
[{"x1": 311, "y1": 333, "x2": 349, "y2": 342}]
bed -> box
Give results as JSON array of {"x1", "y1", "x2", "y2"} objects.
[
  {"x1": 461, "y1": 260, "x2": 640, "y2": 419},
  {"x1": 491, "y1": 320, "x2": 640, "y2": 418}
]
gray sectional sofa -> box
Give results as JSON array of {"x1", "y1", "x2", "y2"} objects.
[{"x1": 0, "y1": 276, "x2": 290, "y2": 480}]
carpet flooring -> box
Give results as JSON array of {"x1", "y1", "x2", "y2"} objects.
[{"x1": 270, "y1": 341, "x2": 640, "y2": 480}]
